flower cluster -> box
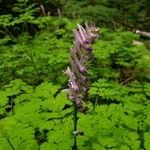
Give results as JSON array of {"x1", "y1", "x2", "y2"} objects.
[{"x1": 64, "y1": 23, "x2": 99, "y2": 112}]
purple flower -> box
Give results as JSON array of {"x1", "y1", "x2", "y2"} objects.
[{"x1": 64, "y1": 23, "x2": 99, "y2": 111}]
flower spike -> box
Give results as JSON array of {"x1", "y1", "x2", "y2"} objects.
[{"x1": 64, "y1": 22, "x2": 99, "y2": 112}]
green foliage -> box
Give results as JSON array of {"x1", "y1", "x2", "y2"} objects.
[
  {"x1": 144, "y1": 132, "x2": 150, "y2": 149},
  {"x1": 88, "y1": 28, "x2": 150, "y2": 149},
  {"x1": 60, "y1": 0, "x2": 150, "y2": 30},
  {"x1": 1, "y1": 0, "x2": 150, "y2": 30},
  {"x1": 0, "y1": 17, "x2": 79, "y2": 85},
  {"x1": 0, "y1": 8, "x2": 150, "y2": 149},
  {"x1": 0, "y1": 79, "x2": 72, "y2": 149},
  {"x1": 0, "y1": 78, "x2": 149, "y2": 149},
  {"x1": 0, "y1": 0, "x2": 37, "y2": 30}
]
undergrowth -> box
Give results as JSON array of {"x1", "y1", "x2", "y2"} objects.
[{"x1": 0, "y1": 16, "x2": 150, "y2": 149}]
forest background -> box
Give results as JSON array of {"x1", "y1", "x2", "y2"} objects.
[{"x1": 0, "y1": 0, "x2": 150, "y2": 149}]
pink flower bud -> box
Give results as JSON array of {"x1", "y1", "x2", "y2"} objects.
[{"x1": 76, "y1": 99, "x2": 82, "y2": 108}]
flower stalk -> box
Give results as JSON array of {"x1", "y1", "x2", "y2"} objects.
[{"x1": 64, "y1": 22, "x2": 99, "y2": 150}]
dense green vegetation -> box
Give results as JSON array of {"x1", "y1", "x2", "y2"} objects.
[{"x1": 0, "y1": 0, "x2": 150, "y2": 149}]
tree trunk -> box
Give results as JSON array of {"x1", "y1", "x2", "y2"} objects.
[{"x1": 136, "y1": 30, "x2": 150, "y2": 38}]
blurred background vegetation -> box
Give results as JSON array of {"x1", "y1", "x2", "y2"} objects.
[{"x1": 0, "y1": 0, "x2": 150, "y2": 31}]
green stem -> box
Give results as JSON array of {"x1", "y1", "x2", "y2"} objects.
[
  {"x1": 93, "y1": 94, "x2": 98, "y2": 112},
  {"x1": 7, "y1": 138, "x2": 15, "y2": 150},
  {"x1": 72, "y1": 101, "x2": 78, "y2": 150},
  {"x1": 0, "y1": 30, "x2": 8, "y2": 36}
]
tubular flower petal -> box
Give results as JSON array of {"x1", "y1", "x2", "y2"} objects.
[
  {"x1": 77, "y1": 24, "x2": 87, "y2": 42},
  {"x1": 69, "y1": 81, "x2": 79, "y2": 92}
]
